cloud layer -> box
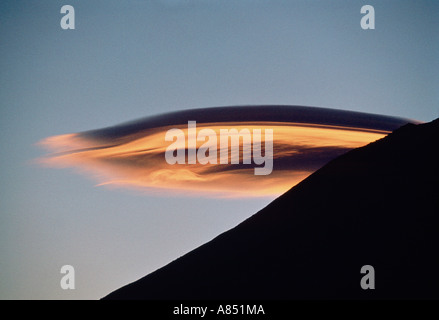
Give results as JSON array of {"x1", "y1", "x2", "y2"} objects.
[{"x1": 37, "y1": 106, "x2": 416, "y2": 198}]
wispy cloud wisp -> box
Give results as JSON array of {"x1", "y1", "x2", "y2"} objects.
[{"x1": 37, "y1": 106, "x2": 416, "y2": 198}]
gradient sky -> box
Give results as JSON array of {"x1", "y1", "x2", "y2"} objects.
[{"x1": 0, "y1": 0, "x2": 438, "y2": 299}]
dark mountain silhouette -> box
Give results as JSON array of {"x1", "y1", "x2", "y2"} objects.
[{"x1": 103, "y1": 118, "x2": 439, "y2": 300}]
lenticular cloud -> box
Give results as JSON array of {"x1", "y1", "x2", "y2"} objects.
[{"x1": 37, "y1": 105, "x2": 416, "y2": 198}]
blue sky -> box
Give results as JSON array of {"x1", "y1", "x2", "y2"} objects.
[{"x1": 0, "y1": 0, "x2": 438, "y2": 299}]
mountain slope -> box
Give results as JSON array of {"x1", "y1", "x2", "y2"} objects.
[{"x1": 104, "y1": 118, "x2": 439, "y2": 300}]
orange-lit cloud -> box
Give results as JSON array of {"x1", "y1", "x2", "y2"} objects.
[{"x1": 37, "y1": 106, "x2": 415, "y2": 198}]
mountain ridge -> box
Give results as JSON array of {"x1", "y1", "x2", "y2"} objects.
[{"x1": 103, "y1": 118, "x2": 439, "y2": 300}]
